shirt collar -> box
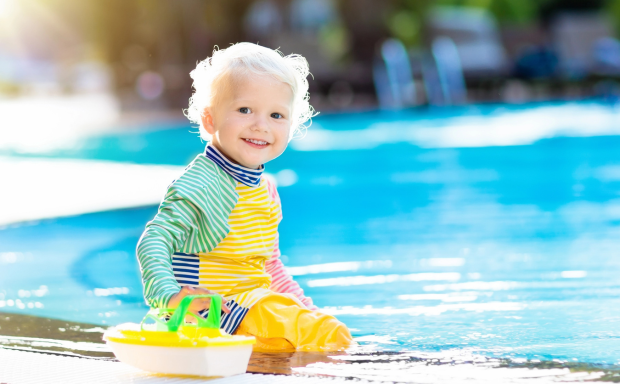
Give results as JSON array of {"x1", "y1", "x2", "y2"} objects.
[{"x1": 204, "y1": 144, "x2": 264, "y2": 187}]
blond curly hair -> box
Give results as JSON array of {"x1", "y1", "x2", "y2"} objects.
[{"x1": 184, "y1": 42, "x2": 316, "y2": 141}]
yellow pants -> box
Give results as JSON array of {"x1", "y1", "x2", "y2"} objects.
[{"x1": 234, "y1": 293, "x2": 353, "y2": 351}]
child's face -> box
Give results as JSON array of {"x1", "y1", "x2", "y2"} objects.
[{"x1": 202, "y1": 73, "x2": 293, "y2": 169}]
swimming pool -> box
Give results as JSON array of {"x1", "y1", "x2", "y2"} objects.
[{"x1": 2, "y1": 101, "x2": 620, "y2": 367}]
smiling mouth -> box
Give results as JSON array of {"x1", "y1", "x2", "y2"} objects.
[{"x1": 243, "y1": 138, "x2": 269, "y2": 147}]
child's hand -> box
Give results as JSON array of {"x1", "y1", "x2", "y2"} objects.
[{"x1": 168, "y1": 286, "x2": 231, "y2": 315}]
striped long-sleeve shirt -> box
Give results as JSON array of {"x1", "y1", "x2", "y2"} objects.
[{"x1": 137, "y1": 145, "x2": 315, "y2": 334}]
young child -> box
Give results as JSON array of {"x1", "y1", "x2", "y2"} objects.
[{"x1": 137, "y1": 43, "x2": 353, "y2": 351}]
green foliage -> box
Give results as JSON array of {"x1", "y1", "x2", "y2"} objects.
[
  {"x1": 387, "y1": 10, "x2": 420, "y2": 46},
  {"x1": 383, "y1": 0, "x2": 620, "y2": 46},
  {"x1": 384, "y1": 0, "x2": 558, "y2": 45},
  {"x1": 487, "y1": 0, "x2": 538, "y2": 24},
  {"x1": 318, "y1": 22, "x2": 352, "y2": 64},
  {"x1": 606, "y1": 0, "x2": 620, "y2": 37},
  {"x1": 435, "y1": 0, "x2": 537, "y2": 24}
]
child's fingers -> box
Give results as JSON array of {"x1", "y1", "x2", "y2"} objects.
[
  {"x1": 189, "y1": 296, "x2": 232, "y2": 315},
  {"x1": 189, "y1": 297, "x2": 210, "y2": 311},
  {"x1": 170, "y1": 286, "x2": 228, "y2": 310},
  {"x1": 190, "y1": 287, "x2": 231, "y2": 314}
]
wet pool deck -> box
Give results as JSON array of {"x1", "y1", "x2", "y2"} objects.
[
  {"x1": 0, "y1": 313, "x2": 615, "y2": 384},
  {"x1": 0, "y1": 347, "x2": 612, "y2": 384},
  {"x1": 0, "y1": 349, "x2": 343, "y2": 384}
]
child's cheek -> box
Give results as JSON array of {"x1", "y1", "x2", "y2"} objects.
[{"x1": 276, "y1": 138, "x2": 289, "y2": 156}]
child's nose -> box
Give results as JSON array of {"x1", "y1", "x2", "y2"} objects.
[{"x1": 251, "y1": 115, "x2": 269, "y2": 132}]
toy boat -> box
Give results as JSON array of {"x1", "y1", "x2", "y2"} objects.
[{"x1": 104, "y1": 295, "x2": 255, "y2": 377}]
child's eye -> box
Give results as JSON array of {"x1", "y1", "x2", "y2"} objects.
[
  {"x1": 239, "y1": 107, "x2": 250, "y2": 114},
  {"x1": 271, "y1": 112, "x2": 283, "y2": 119}
]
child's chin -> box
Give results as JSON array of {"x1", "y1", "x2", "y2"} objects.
[
  {"x1": 243, "y1": 153, "x2": 270, "y2": 166},
  {"x1": 239, "y1": 157, "x2": 264, "y2": 169}
]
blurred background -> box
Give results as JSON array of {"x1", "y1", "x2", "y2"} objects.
[
  {"x1": 3, "y1": 0, "x2": 620, "y2": 369},
  {"x1": 2, "y1": 0, "x2": 620, "y2": 117}
]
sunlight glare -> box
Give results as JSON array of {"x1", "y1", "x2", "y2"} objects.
[{"x1": 0, "y1": 0, "x2": 16, "y2": 18}]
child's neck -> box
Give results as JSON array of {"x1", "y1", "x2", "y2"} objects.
[{"x1": 205, "y1": 144, "x2": 264, "y2": 188}]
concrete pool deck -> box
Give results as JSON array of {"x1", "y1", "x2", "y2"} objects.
[
  {"x1": 0, "y1": 347, "x2": 611, "y2": 384},
  {"x1": 0, "y1": 348, "x2": 348, "y2": 384},
  {"x1": 0, "y1": 314, "x2": 612, "y2": 383},
  {"x1": 0, "y1": 156, "x2": 185, "y2": 226}
]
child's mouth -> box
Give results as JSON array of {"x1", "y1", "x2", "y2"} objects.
[{"x1": 243, "y1": 138, "x2": 269, "y2": 148}]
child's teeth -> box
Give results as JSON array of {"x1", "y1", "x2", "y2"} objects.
[{"x1": 247, "y1": 139, "x2": 267, "y2": 145}]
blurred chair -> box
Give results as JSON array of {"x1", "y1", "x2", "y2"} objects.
[
  {"x1": 431, "y1": 37, "x2": 467, "y2": 105},
  {"x1": 373, "y1": 38, "x2": 416, "y2": 109},
  {"x1": 550, "y1": 12, "x2": 620, "y2": 78},
  {"x1": 419, "y1": 37, "x2": 467, "y2": 106},
  {"x1": 420, "y1": 53, "x2": 444, "y2": 106},
  {"x1": 591, "y1": 36, "x2": 620, "y2": 103},
  {"x1": 426, "y1": 6, "x2": 509, "y2": 79},
  {"x1": 593, "y1": 37, "x2": 620, "y2": 76}
]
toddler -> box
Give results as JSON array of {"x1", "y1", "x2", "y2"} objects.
[{"x1": 137, "y1": 43, "x2": 353, "y2": 351}]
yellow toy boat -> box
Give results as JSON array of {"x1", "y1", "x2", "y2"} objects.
[{"x1": 103, "y1": 295, "x2": 255, "y2": 377}]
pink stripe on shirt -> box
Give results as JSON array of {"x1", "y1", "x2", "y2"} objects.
[{"x1": 263, "y1": 176, "x2": 317, "y2": 311}]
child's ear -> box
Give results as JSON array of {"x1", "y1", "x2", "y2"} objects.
[{"x1": 202, "y1": 108, "x2": 215, "y2": 135}]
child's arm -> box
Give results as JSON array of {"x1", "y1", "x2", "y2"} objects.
[
  {"x1": 136, "y1": 190, "x2": 196, "y2": 309},
  {"x1": 137, "y1": 188, "x2": 231, "y2": 313},
  {"x1": 265, "y1": 234, "x2": 318, "y2": 310}
]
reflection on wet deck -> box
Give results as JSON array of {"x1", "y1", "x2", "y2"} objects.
[{"x1": 2, "y1": 312, "x2": 619, "y2": 383}]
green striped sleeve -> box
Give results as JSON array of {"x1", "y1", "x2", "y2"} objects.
[{"x1": 136, "y1": 191, "x2": 199, "y2": 308}]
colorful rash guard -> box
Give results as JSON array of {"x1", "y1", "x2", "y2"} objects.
[{"x1": 137, "y1": 144, "x2": 315, "y2": 334}]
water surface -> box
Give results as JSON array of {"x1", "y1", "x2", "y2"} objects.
[{"x1": 2, "y1": 102, "x2": 620, "y2": 368}]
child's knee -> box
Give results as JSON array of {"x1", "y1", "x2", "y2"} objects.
[
  {"x1": 296, "y1": 310, "x2": 353, "y2": 350},
  {"x1": 234, "y1": 295, "x2": 353, "y2": 350},
  {"x1": 326, "y1": 319, "x2": 353, "y2": 345}
]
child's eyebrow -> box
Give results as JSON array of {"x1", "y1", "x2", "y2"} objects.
[{"x1": 233, "y1": 99, "x2": 291, "y2": 112}]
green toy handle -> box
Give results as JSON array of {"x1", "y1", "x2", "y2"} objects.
[{"x1": 142, "y1": 294, "x2": 222, "y2": 332}]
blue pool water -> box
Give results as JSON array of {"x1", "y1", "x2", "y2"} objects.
[{"x1": 2, "y1": 102, "x2": 620, "y2": 366}]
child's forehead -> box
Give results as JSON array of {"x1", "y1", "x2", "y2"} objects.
[
  {"x1": 228, "y1": 71, "x2": 289, "y2": 90},
  {"x1": 222, "y1": 72, "x2": 293, "y2": 101}
]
